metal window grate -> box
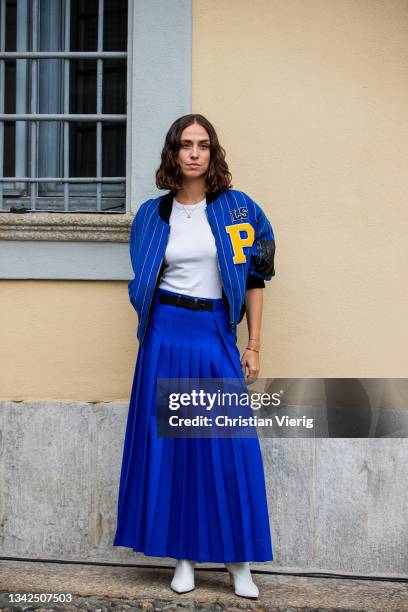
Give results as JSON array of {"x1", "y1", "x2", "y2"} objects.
[{"x1": 0, "y1": 0, "x2": 127, "y2": 213}]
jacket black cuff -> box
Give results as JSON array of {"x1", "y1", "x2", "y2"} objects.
[{"x1": 246, "y1": 275, "x2": 265, "y2": 289}]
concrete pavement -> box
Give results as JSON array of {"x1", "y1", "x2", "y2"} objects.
[{"x1": 0, "y1": 559, "x2": 407, "y2": 611}]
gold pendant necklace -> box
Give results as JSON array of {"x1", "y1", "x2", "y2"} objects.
[{"x1": 177, "y1": 201, "x2": 202, "y2": 219}]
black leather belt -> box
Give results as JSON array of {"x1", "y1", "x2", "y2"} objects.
[{"x1": 159, "y1": 292, "x2": 214, "y2": 311}]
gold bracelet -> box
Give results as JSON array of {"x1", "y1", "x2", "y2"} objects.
[{"x1": 245, "y1": 346, "x2": 260, "y2": 353}]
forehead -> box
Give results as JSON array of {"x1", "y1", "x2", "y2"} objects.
[{"x1": 180, "y1": 123, "x2": 210, "y2": 141}]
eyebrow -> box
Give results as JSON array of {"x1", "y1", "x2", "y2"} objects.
[{"x1": 180, "y1": 139, "x2": 210, "y2": 144}]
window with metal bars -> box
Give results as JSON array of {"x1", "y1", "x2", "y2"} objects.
[{"x1": 0, "y1": 0, "x2": 127, "y2": 213}]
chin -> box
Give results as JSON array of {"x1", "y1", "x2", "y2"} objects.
[{"x1": 184, "y1": 170, "x2": 206, "y2": 179}]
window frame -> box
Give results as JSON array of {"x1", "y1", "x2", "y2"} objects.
[{"x1": 0, "y1": 0, "x2": 192, "y2": 280}]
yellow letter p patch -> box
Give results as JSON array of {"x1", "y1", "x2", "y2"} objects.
[{"x1": 225, "y1": 223, "x2": 255, "y2": 264}]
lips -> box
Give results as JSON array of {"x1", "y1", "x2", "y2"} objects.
[{"x1": 187, "y1": 164, "x2": 200, "y2": 168}]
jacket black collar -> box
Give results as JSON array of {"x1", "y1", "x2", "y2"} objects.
[{"x1": 158, "y1": 190, "x2": 222, "y2": 224}]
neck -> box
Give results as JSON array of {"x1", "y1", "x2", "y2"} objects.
[{"x1": 175, "y1": 178, "x2": 206, "y2": 204}]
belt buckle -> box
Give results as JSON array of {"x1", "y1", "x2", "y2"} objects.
[
  {"x1": 191, "y1": 297, "x2": 203, "y2": 311},
  {"x1": 196, "y1": 297, "x2": 206, "y2": 311},
  {"x1": 176, "y1": 294, "x2": 182, "y2": 306}
]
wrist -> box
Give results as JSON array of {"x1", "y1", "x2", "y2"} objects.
[
  {"x1": 246, "y1": 337, "x2": 261, "y2": 352},
  {"x1": 245, "y1": 345, "x2": 260, "y2": 353}
]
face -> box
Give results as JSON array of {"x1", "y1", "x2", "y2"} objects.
[{"x1": 177, "y1": 122, "x2": 211, "y2": 181}]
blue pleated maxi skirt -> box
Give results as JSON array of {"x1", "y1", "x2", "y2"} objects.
[{"x1": 113, "y1": 287, "x2": 273, "y2": 563}]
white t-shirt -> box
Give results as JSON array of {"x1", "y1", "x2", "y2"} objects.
[{"x1": 158, "y1": 197, "x2": 223, "y2": 298}]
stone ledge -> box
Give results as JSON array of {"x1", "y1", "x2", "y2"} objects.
[{"x1": 0, "y1": 212, "x2": 133, "y2": 242}]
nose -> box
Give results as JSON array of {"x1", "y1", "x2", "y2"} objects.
[{"x1": 190, "y1": 146, "x2": 199, "y2": 159}]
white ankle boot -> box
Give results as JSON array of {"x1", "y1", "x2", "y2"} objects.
[
  {"x1": 225, "y1": 562, "x2": 259, "y2": 599},
  {"x1": 170, "y1": 558, "x2": 196, "y2": 593}
]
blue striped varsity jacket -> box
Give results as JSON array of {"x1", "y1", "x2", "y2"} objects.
[{"x1": 128, "y1": 189, "x2": 276, "y2": 344}]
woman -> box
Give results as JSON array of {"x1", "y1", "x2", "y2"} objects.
[{"x1": 113, "y1": 114, "x2": 276, "y2": 599}]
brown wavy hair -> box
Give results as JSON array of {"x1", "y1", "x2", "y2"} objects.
[{"x1": 156, "y1": 114, "x2": 233, "y2": 192}]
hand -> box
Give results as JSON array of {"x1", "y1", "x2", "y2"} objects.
[{"x1": 241, "y1": 348, "x2": 260, "y2": 383}]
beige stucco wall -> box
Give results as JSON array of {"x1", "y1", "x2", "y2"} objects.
[
  {"x1": 1, "y1": 281, "x2": 135, "y2": 402},
  {"x1": 193, "y1": 0, "x2": 408, "y2": 378},
  {"x1": 1, "y1": 0, "x2": 407, "y2": 401}
]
